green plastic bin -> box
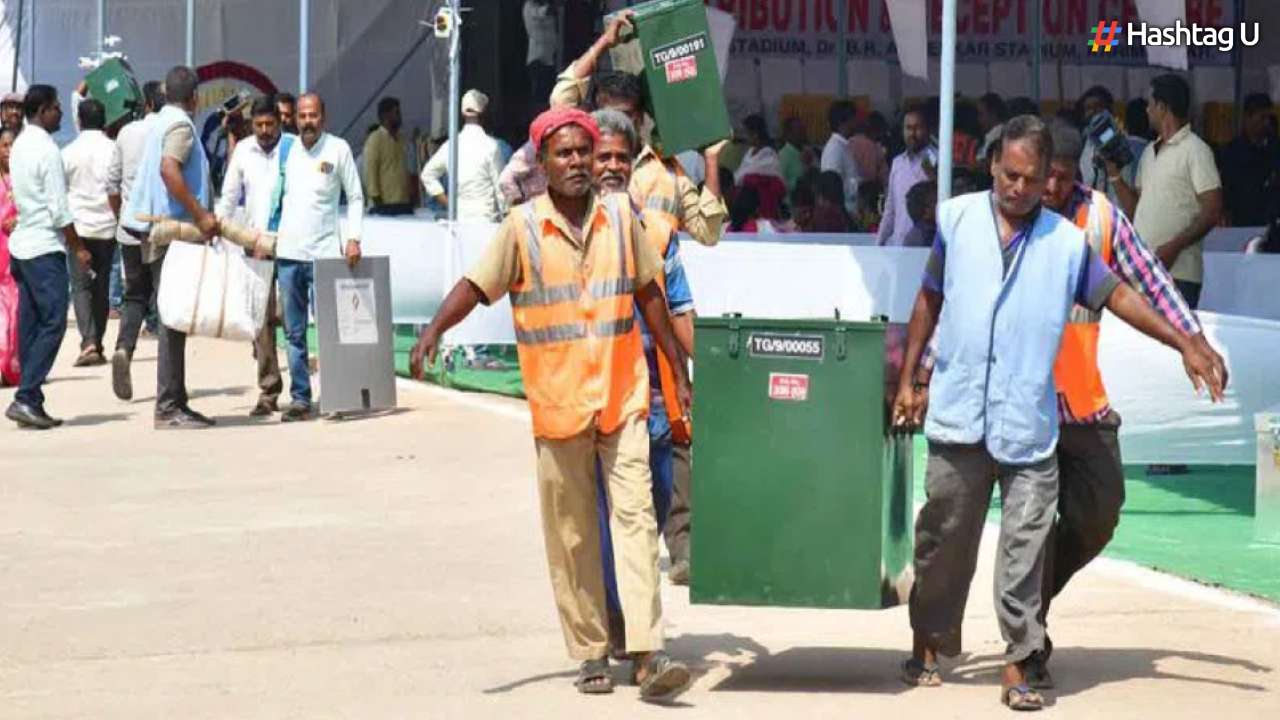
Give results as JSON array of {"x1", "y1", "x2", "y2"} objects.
[
  {"x1": 617, "y1": 0, "x2": 730, "y2": 154},
  {"x1": 84, "y1": 58, "x2": 142, "y2": 128},
  {"x1": 690, "y1": 316, "x2": 914, "y2": 609}
]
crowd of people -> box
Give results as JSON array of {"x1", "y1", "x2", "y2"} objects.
[{"x1": 1, "y1": 65, "x2": 364, "y2": 429}]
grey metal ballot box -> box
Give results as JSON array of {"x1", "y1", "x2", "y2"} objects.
[{"x1": 314, "y1": 257, "x2": 397, "y2": 414}]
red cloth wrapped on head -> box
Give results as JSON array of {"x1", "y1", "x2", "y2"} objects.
[{"x1": 529, "y1": 107, "x2": 602, "y2": 155}]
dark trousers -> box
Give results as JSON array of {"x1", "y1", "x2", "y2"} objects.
[
  {"x1": 663, "y1": 442, "x2": 693, "y2": 564},
  {"x1": 68, "y1": 238, "x2": 116, "y2": 352},
  {"x1": 116, "y1": 243, "x2": 153, "y2": 356},
  {"x1": 528, "y1": 63, "x2": 556, "y2": 106},
  {"x1": 909, "y1": 442, "x2": 1058, "y2": 664},
  {"x1": 1175, "y1": 279, "x2": 1202, "y2": 310},
  {"x1": 117, "y1": 244, "x2": 187, "y2": 414},
  {"x1": 10, "y1": 252, "x2": 69, "y2": 409},
  {"x1": 253, "y1": 268, "x2": 283, "y2": 405},
  {"x1": 368, "y1": 203, "x2": 415, "y2": 217},
  {"x1": 1040, "y1": 413, "x2": 1126, "y2": 627}
]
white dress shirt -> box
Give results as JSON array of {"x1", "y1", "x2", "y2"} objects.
[
  {"x1": 420, "y1": 123, "x2": 506, "y2": 223},
  {"x1": 114, "y1": 114, "x2": 156, "y2": 245},
  {"x1": 276, "y1": 133, "x2": 364, "y2": 262},
  {"x1": 8, "y1": 124, "x2": 74, "y2": 260},
  {"x1": 216, "y1": 133, "x2": 295, "y2": 231},
  {"x1": 61, "y1": 129, "x2": 122, "y2": 239},
  {"x1": 820, "y1": 132, "x2": 862, "y2": 215}
]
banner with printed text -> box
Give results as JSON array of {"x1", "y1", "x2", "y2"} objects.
[{"x1": 705, "y1": 0, "x2": 1240, "y2": 66}]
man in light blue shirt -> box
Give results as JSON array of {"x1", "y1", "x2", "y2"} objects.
[
  {"x1": 892, "y1": 116, "x2": 1226, "y2": 711},
  {"x1": 5, "y1": 85, "x2": 91, "y2": 430}
]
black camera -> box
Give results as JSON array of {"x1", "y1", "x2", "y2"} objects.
[{"x1": 1085, "y1": 111, "x2": 1135, "y2": 169}]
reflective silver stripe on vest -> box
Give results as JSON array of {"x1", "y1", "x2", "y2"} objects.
[
  {"x1": 589, "y1": 278, "x2": 635, "y2": 299},
  {"x1": 1069, "y1": 197, "x2": 1108, "y2": 325},
  {"x1": 605, "y1": 195, "x2": 630, "y2": 280},
  {"x1": 644, "y1": 194, "x2": 678, "y2": 214},
  {"x1": 515, "y1": 316, "x2": 637, "y2": 346},
  {"x1": 595, "y1": 316, "x2": 635, "y2": 337},
  {"x1": 521, "y1": 203, "x2": 545, "y2": 292},
  {"x1": 515, "y1": 323, "x2": 589, "y2": 345},
  {"x1": 510, "y1": 283, "x2": 582, "y2": 308}
]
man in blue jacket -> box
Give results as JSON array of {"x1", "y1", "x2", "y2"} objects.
[{"x1": 892, "y1": 115, "x2": 1226, "y2": 711}]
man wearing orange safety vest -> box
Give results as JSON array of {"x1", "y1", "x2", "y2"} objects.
[
  {"x1": 589, "y1": 107, "x2": 696, "y2": 656},
  {"x1": 916, "y1": 122, "x2": 1228, "y2": 690},
  {"x1": 409, "y1": 108, "x2": 694, "y2": 702},
  {"x1": 545, "y1": 11, "x2": 728, "y2": 584}
]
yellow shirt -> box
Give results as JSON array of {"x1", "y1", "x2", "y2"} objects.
[
  {"x1": 1133, "y1": 124, "x2": 1222, "y2": 284},
  {"x1": 362, "y1": 126, "x2": 410, "y2": 206},
  {"x1": 465, "y1": 191, "x2": 663, "y2": 305}
]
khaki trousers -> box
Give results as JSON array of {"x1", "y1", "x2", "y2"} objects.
[{"x1": 535, "y1": 413, "x2": 663, "y2": 660}]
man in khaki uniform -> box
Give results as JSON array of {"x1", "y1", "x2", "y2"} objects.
[{"x1": 410, "y1": 107, "x2": 694, "y2": 703}]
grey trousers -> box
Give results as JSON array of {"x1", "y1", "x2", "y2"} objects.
[
  {"x1": 68, "y1": 238, "x2": 116, "y2": 352},
  {"x1": 252, "y1": 273, "x2": 283, "y2": 406},
  {"x1": 663, "y1": 442, "x2": 692, "y2": 564},
  {"x1": 909, "y1": 441, "x2": 1058, "y2": 664},
  {"x1": 1041, "y1": 412, "x2": 1125, "y2": 626}
]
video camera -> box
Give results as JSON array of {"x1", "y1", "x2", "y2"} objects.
[{"x1": 1085, "y1": 111, "x2": 1135, "y2": 170}]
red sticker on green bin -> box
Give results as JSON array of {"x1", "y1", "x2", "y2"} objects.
[
  {"x1": 650, "y1": 32, "x2": 709, "y2": 70},
  {"x1": 769, "y1": 373, "x2": 810, "y2": 402},
  {"x1": 665, "y1": 56, "x2": 699, "y2": 83}
]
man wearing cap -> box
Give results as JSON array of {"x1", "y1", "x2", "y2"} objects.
[
  {"x1": 1, "y1": 92, "x2": 24, "y2": 134},
  {"x1": 419, "y1": 89, "x2": 505, "y2": 223},
  {"x1": 362, "y1": 96, "x2": 413, "y2": 216},
  {"x1": 409, "y1": 108, "x2": 695, "y2": 702}
]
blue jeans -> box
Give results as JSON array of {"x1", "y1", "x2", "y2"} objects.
[
  {"x1": 10, "y1": 253, "x2": 69, "y2": 409},
  {"x1": 108, "y1": 244, "x2": 123, "y2": 309},
  {"x1": 277, "y1": 259, "x2": 315, "y2": 407},
  {"x1": 597, "y1": 409, "x2": 674, "y2": 617}
]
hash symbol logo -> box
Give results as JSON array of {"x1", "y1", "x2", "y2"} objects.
[{"x1": 1089, "y1": 20, "x2": 1122, "y2": 53}]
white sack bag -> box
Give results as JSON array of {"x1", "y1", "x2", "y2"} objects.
[{"x1": 158, "y1": 240, "x2": 274, "y2": 341}]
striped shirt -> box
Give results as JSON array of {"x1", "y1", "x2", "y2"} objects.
[{"x1": 920, "y1": 183, "x2": 1200, "y2": 426}]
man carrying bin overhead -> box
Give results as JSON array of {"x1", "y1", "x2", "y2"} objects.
[{"x1": 409, "y1": 108, "x2": 695, "y2": 703}]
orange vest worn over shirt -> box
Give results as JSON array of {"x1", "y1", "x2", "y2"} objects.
[
  {"x1": 639, "y1": 209, "x2": 692, "y2": 445},
  {"x1": 511, "y1": 194, "x2": 650, "y2": 440},
  {"x1": 1052, "y1": 190, "x2": 1115, "y2": 421},
  {"x1": 630, "y1": 148, "x2": 685, "y2": 232}
]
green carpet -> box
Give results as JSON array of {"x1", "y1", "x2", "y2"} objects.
[
  {"x1": 300, "y1": 325, "x2": 525, "y2": 399},
  {"x1": 911, "y1": 437, "x2": 1280, "y2": 604}
]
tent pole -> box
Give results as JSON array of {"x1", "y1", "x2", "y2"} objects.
[
  {"x1": 96, "y1": 0, "x2": 105, "y2": 58},
  {"x1": 299, "y1": 0, "x2": 310, "y2": 92},
  {"x1": 446, "y1": 0, "x2": 462, "y2": 222},
  {"x1": 12, "y1": 0, "x2": 25, "y2": 91},
  {"x1": 184, "y1": 0, "x2": 193, "y2": 66},
  {"x1": 938, "y1": 0, "x2": 956, "y2": 201}
]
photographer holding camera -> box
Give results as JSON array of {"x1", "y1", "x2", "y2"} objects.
[{"x1": 1108, "y1": 75, "x2": 1222, "y2": 310}]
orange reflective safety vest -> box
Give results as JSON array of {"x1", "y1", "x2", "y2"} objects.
[
  {"x1": 510, "y1": 194, "x2": 650, "y2": 440},
  {"x1": 1052, "y1": 190, "x2": 1115, "y2": 420},
  {"x1": 630, "y1": 147, "x2": 685, "y2": 232},
  {"x1": 639, "y1": 209, "x2": 692, "y2": 445}
]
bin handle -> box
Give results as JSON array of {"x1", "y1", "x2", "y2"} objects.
[
  {"x1": 835, "y1": 324, "x2": 847, "y2": 361},
  {"x1": 728, "y1": 319, "x2": 741, "y2": 358}
]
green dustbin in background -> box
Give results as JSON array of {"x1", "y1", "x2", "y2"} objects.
[
  {"x1": 615, "y1": 0, "x2": 731, "y2": 154},
  {"x1": 85, "y1": 58, "x2": 142, "y2": 128},
  {"x1": 690, "y1": 316, "x2": 914, "y2": 609}
]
